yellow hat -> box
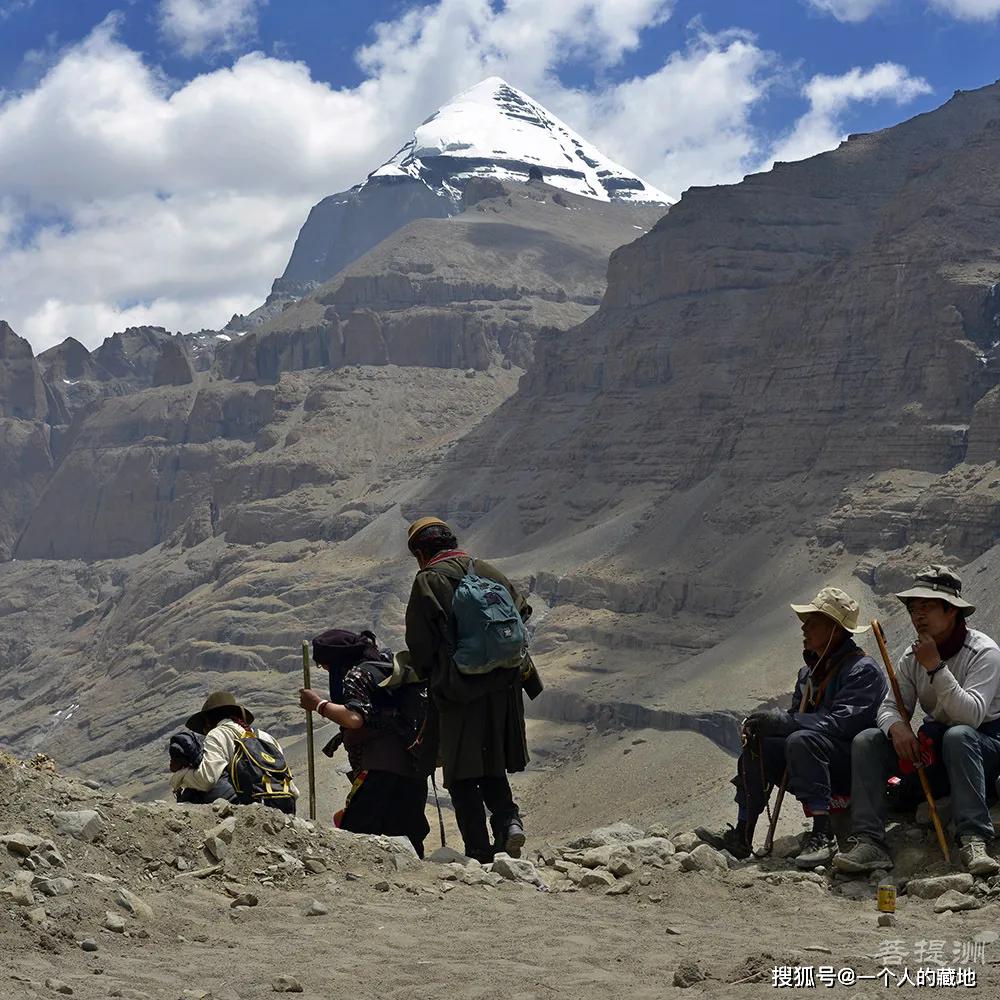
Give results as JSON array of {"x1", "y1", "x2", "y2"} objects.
[
  {"x1": 407, "y1": 516, "x2": 451, "y2": 543},
  {"x1": 790, "y1": 586, "x2": 869, "y2": 634}
]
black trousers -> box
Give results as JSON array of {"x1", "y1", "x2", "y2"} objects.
[
  {"x1": 449, "y1": 774, "x2": 520, "y2": 863},
  {"x1": 340, "y1": 770, "x2": 430, "y2": 858},
  {"x1": 734, "y1": 731, "x2": 852, "y2": 818}
]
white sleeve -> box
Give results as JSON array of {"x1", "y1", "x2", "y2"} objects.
[
  {"x1": 877, "y1": 650, "x2": 918, "y2": 733},
  {"x1": 933, "y1": 647, "x2": 1000, "y2": 728}
]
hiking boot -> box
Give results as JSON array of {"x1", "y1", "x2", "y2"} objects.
[
  {"x1": 502, "y1": 817, "x2": 526, "y2": 858},
  {"x1": 694, "y1": 824, "x2": 752, "y2": 861},
  {"x1": 959, "y1": 836, "x2": 1000, "y2": 877},
  {"x1": 795, "y1": 831, "x2": 836, "y2": 870},
  {"x1": 832, "y1": 836, "x2": 894, "y2": 875}
]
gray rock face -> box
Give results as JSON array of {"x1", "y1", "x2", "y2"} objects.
[
  {"x1": 907, "y1": 873, "x2": 974, "y2": 899},
  {"x1": 0, "y1": 321, "x2": 48, "y2": 420},
  {"x1": 52, "y1": 809, "x2": 103, "y2": 842}
]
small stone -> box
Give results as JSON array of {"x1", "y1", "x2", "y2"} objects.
[
  {"x1": 608, "y1": 855, "x2": 636, "y2": 878},
  {"x1": 229, "y1": 893, "x2": 258, "y2": 908},
  {"x1": 907, "y1": 873, "x2": 974, "y2": 899},
  {"x1": 490, "y1": 854, "x2": 545, "y2": 887},
  {"x1": 271, "y1": 976, "x2": 303, "y2": 993},
  {"x1": 374, "y1": 880, "x2": 391, "y2": 892},
  {"x1": 212, "y1": 799, "x2": 235, "y2": 818},
  {"x1": 36, "y1": 877, "x2": 75, "y2": 897},
  {"x1": 878, "y1": 913, "x2": 897, "y2": 927},
  {"x1": 578, "y1": 869, "x2": 616, "y2": 889},
  {"x1": 206, "y1": 816, "x2": 237, "y2": 845},
  {"x1": 26, "y1": 906, "x2": 48, "y2": 925},
  {"x1": 4, "y1": 882, "x2": 35, "y2": 906},
  {"x1": 664, "y1": 925, "x2": 682, "y2": 935},
  {"x1": 45, "y1": 979, "x2": 73, "y2": 995},
  {"x1": 627, "y1": 837, "x2": 676, "y2": 863},
  {"x1": 934, "y1": 890, "x2": 981, "y2": 913},
  {"x1": 679, "y1": 844, "x2": 728, "y2": 873},
  {"x1": 303, "y1": 859, "x2": 326, "y2": 874},
  {"x1": 771, "y1": 834, "x2": 803, "y2": 859},
  {"x1": 464, "y1": 368, "x2": 476, "y2": 378},
  {"x1": 606, "y1": 880, "x2": 632, "y2": 896},
  {"x1": 114, "y1": 888, "x2": 154, "y2": 921},
  {"x1": 567, "y1": 822, "x2": 646, "y2": 850},
  {"x1": 426, "y1": 846, "x2": 473, "y2": 865},
  {"x1": 104, "y1": 911, "x2": 127, "y2": 933},
  {"x1": 647, "y1": 894, "x2": 663, "y2": 903},
  {"x1": 673, "y1": 960, "x2": 707, "y2": 988},
  {"x1": 2, "y1": 832, "x2": 44, "y2": 856},
  {"x1": 52, "y1": 809, "x2": 104, "y2": 842},
  {"x1": 670, "y1": 832, "x2": 701, "y2": 852},
  {"x1": 80, "y1": 939, "x2": 99, "y2": 952},
  {"x1": 82, "y1": 780, "x2": 101, "y2": 790},
  {"x1": 203, "y1": 836, "x2": 229, "y2": 862},
  {"x1": 305, "y1": 900, "x2": 328, "y2": 917}
]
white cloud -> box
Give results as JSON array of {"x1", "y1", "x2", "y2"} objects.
[
  {"x1": 805, "y1": 0, "x2": 891, "y2": 20},
  {"x1": 0, "y1": 0, "x2": 35, "y2": 20},
  {"x1": 928, "y1": 0, "x2": 1000, "y2": 19},
  {"x1": 158, "y1": 0, "x2": 265, "y2": 59},
  {"x1": 0, "y1": 4, "x2": 933, "y2": 353},
  {"x1": 767, "y1": 62, "x2": 932, "y2": 166}
]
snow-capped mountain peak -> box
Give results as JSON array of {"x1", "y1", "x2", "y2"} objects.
[{"x1": 371, "y1": 77, "x2": 672, "y2": 206}]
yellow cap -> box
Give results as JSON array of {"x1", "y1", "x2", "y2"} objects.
[{"x1": 407, "y1": 516, "x2": 451, "y2": 542}]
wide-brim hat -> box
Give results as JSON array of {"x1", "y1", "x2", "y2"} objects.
[
  {"x1": 790, "y1": 586, "x2": 869, "y2": 634},
  {"x1": 186, "y1": 691, "x2": 254, "y2": 733},
  {"x1": 895, "y1": 564, "x2": 975, "y2": 616}
]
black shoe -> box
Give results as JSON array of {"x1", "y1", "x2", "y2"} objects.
[
  {"x1": 695, "y1": 824, "x2": 752, "y2": 860},
  {"x1": 795, "y1": 830, "x2": 836, "y2": 869},
  {"x1": 501, "y1": 817, "x2": 526, "y2": 858}
]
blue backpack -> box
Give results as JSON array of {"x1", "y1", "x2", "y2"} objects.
[{"x1": 447, "y1": 559, "x2": 527, "y2": 675}]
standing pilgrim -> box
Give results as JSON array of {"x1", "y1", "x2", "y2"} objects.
[
  {"x1": 697, "y1": 587, "x2": 887, "y2": 868},
  {"x1": 834, "y1": 566, "x2": 1000, "y2": 876}
]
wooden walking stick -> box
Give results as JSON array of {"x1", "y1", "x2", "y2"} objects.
[
  {"x1": 872, "y1": 619, "x2": 950, "y2": 863},
  {"x1": 759, "y1": 683, "x2": 811, "y2": 856},
  {"x1": 302, "y1": 639, "x2": 317, "y2": 822}
]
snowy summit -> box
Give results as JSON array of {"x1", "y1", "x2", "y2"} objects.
[{"x1": 371, "y1": 77, "x2": 672, "y2": 206}]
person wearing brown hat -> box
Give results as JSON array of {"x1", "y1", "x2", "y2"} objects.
[
  {"x1": 403, "y1": 516, "x2": 539, "y2": 863},
  {"x1": 170, "y1": 692, "x2": 299, "y2": 812},
  {"x1": 697, "y1": 587, "x2": 886, "y2": 868},
  {"x1": 834, "y1": 566, "x2": 1000, "y2": 877}
]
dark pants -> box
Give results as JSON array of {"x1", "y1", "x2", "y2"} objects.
[
  {"x1": 449, "y1": 774, "x2": 520, "y2": 863},
  {"x1": 735, "y1": 731, "x2": 852, "y2": 818},
  {"x1": 340, "y1": 770, "x2": 430, "y2": 858}
]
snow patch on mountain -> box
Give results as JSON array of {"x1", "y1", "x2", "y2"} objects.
[{"x1": 371, "y1": 77, "x2": 672, "y2": 206}]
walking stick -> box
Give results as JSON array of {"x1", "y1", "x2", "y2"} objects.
[
  {"x1": 302, "y1": 639, "x2": 317, "y2": 822},
  {"x1": 759, "y1": 683, "x2": 811, "y2": 856},
  {"x1": 431, "y1": 773, "x2": 447, "y2": 848},
  {"x1": 872, "y1": 620, "x2": 950, "y2": 863}
]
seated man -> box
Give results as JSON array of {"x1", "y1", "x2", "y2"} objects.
[
  {"x1": 168, "y1": 730, "x2": 236, "y2": 804},
  {"x1": 833, "y1": 566, "x2": 1000, "y2": 876},
  {"x1": 697, "y1": 587, "x2": 886, "y2": 868},
  {"x1": 170, "y1": 692, "x2": 298, "y2": 814}
]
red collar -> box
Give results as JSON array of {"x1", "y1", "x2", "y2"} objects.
[{"x1": 425, "y1": 549, "x2": 470, "y2": 568}]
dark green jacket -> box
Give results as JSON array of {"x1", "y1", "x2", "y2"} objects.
[{"x1": 404, "y1": 554, "x2": 530, "y2": 786}]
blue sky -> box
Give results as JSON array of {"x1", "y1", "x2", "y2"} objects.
[{"x1": 0, "y1": 0, "x2": 998, "y2": 351}]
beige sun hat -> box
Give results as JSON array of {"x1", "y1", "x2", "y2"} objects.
[
  {"x1": 186, "y1": 691, "x2": 254, "y2": 734},
  {"x1": 895, "y1": 564, "x2": 975, "y2": 617},
  {"x1": 790, "y1": 586, "x2": 869, "y2": 634}
]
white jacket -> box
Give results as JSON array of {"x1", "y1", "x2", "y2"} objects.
[
  {"x1": 877, "y1": 627, "x2": 1000, "y2": 733},
  {"x1": 170, "y1": 718, "x2": 299, "y2": 798}
]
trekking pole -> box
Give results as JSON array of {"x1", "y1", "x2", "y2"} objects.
[
  {"x1": 872, "y1": 620, "x2": 950, "y2": 863},
  {"x1": 302, "y1": 639, "x2": 317, "y2": 822},
  {"x1": 431, "y1": 773, "x2": 447, "y2": 848}
]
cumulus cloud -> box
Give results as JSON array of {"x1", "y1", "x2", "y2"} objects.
[
  {"x1": 766, "y1": 62, "x2": 931, "y2": 166},
  {"x1": 158, "y1": 0, "x2": 265, "y2": 58},
  {"x1": 928, "y1": 0, "x2": 1000, "y2": 19},
  {"x1": 0, "y1": 0, "x2": 35, "y2": 20},
  {"x1": 805, "y1": 0, "x2": 890, "y2": 20},
  {"x1": 0, "y1": 2, "x2": 932, "y2": 353}
]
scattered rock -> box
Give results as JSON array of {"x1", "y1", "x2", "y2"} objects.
[
  {"x1": 670, "y1": 832, "x2": 701, "y2": 852},
  {"x1": 771, "y1": 834, "x2": 803, "y2": 860},
  {"x1": 271, "y1": 976, "x2": 303, "y2": 994},
  {"x1": 878, "y1": 913, "x2": 898, "y2": 927},
  {"x1": 374, "y1": 881, "x2": 391, "y2": 892},
  {"x1": 305, "y1": 900, "x2": 328, "y2": 917},
  {"x1": 26, "y1": 906, "x2": 48, "y2": 925},
  {"x1": 3, "y1": 882, "x2": 35, "y2": 906},
  {"x1": 627, "y1": 837, "x2": 675, "y2": 863},
  {"x1": 114, "y1": 887, "x2": 154, "y2": 921},
  {"x1": 229, "y1": 893, "x2": 259, "y2": 909},
  {"x1": 934, "y1": 890, "x2": 981, "y2": 913},
  {"x1": 206, "y1": 817, "x2": 237, "y2": 845},
  {"x1": 679, "y1": 844, "x2": 728, "y2": 873},
  {"x1": 608, "y1": 854, "x2": 636, "y2": 878},
  {"x1": 104, "y1": 911, "x2": 127, "y2": 933},
  {"x1": 45, "y1": 979, "x2": 73, "y2": 995},
  {"x1": 491, "y1": 854, "x2": 545, "y2": 887},
  {"x1": 82, "y1": 780, "x2": 101, "y2": 790},
  {"x1": 303, "y1": 859, "x2": 326, "y2": 874},
  {"x1": 673, "y1": 959, "x2": 707, "y2": 988},
  {"x1": 203, "y1": 837, "x2": 229, "y2": 862},
  {"x1": 568, "y1": 822, "x2": 646, "y2": 849},
  {"x1": 2, "y1": 832, "x2": 45, "y2": 856},
  {"x1": 80, "y1": 939, "x2": 99, "y2": 952},
  {"x1": 665, "y1": 926, "x2": 682, "y2": 936},
  {"x1": 606, "y1": 880, "x2": 632, "y2": 896},
  {"x1": 907, "y1": 873, "x2": 974, "y2": 900},
  {"x1": 578, "y1": 869, "x2": 616, "y2": 889},
  {"x1": 52, "y1": 809, "x2": 104, "y2": 842},
  {"x1": 35, "y1": 877, "x2": 75, "y2": 897},
  {"x1": 382, "y1": 835, "x2": 420, "y2": 872},
  {"x1": 426, "y1": 846, "x2": 471, "y2": 865}
]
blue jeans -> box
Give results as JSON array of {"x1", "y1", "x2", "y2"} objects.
[{"x1": 851, "y1": 725, "x2": 1000, "y2": 843}]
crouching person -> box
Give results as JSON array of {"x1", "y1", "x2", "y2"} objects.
[
  {"x1": 170, "y1": 692, "x2": 298, "y2": 814},
  {"x1": 834, "y1": 566, "x2": 1000, "y2": 877},
  {"x1": 698, "y1": 588, "x2": 886, "y2": 868},
  {"x1": 300, "y1": 630, "x2": 432, "y2": 858}
]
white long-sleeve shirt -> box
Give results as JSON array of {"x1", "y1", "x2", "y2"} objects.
[
  {"x1": 170, "y1": 719, "x2": 299, "y2": 798},
  {"x1": 877, "y1": 627, "x2": 1000, "y2": 733}
]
